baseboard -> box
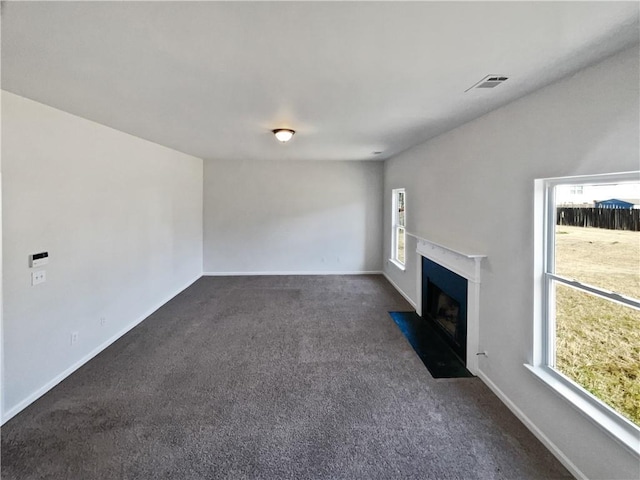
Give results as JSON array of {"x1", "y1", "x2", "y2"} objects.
[
  {"x1": 476, "y1": 368, "x2": 587, "y2": 480},
  {"x1": 1, "y1": 274, "x2": 202, "y2": 425},
  {"x1": 382, "y1": 272, "x2": 417, "y2": 309},
  {"x1": 202, "y1": 271, "x2": 383, "y2": 276}
]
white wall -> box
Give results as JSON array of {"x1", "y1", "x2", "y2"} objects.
[
  {"x1": 203, "y1": 159, "x2": 382, "y2": 274},
  {"x1": 1, "y1": 92, "x2": 203, "y2": 421},
  {"x1": 383, "y1": 46, "x2": 640, "y2": 479}
]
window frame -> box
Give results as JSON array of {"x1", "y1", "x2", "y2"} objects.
[
  {"x1": 528, "y1": 171, "x2": 640, "y2": 455},
  {"x1": 390, "y1": 188, "x2": 406, "y2": 270}
]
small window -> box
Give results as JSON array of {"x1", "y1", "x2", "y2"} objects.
[
  {"x1": 532, "y1": 172, "x2": 640, "y2": 451},
  {"x1": 391, "y1": 188, "x2": 406, "y2": 268}
]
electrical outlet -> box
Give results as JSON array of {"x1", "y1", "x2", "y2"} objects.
[
  {"x1": 70, "y1": 332, "x2": 79, "y2": 345},
  {"x1": 31, "y1": 270, "x2": 46, "y2": 286},
  {"x1": 100, "y1": 316, "x2": 107, "y2": 326}
]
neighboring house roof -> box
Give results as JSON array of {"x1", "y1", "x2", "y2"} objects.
[{"x1": 594, "y1": 198, "x2": 639, "y2": 208}]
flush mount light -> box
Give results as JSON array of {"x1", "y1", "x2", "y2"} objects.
[{"x1": 273, "y1": 128, "x2": 295, "y2": 143}]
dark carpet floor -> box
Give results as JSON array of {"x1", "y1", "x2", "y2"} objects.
[{"x1": 1, "y1": 275, "x2": 571, "y2": 479}]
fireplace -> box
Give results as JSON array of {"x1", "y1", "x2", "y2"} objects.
[
  {"x1": 422, "y1": 257, "x2": 468, "y2": 362},
  {"x1": 414, "y1": 237, "x2": 485, "y2": 374},
  {"x1": 428, "y1": 282, "x2": 459, "y2": 338}
]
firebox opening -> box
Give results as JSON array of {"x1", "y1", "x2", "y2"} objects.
[
  {"x1": 427, "y1": 280, "x2": 462, "y2": 346},
  {"x1": 421, "y1": 256, "x2": 468, "y2": 363}
]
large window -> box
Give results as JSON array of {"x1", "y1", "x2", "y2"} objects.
[
  {"x1": 391, "y1": 188, "x2": 406, "y2": 268},
  {"x1": 531, "y1": 172, "x2": 640, "y2": 453}
]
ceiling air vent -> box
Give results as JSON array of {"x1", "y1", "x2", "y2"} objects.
[{"x1": 465, "y1": 75, "x2": 509, "y2": 92}]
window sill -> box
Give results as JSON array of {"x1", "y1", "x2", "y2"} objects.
[
  {"x1": 388, "y1": 258, "x2": 406, "y2": 271},
  {"x1": 524, "y1": 364, "x2": 640, "y2": 456}
]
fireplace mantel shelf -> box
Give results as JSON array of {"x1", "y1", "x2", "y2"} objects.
[
  {"x1": 407, "y1": 232, "x2": 486, "y2": 259},
  {"x1": 408, "y1": 232, "x2": 486, "y2": 284}
]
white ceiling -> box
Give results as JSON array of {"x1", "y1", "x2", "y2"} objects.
[{"x1": 2, "y1": 1, "x2": 638, "y2": 162}]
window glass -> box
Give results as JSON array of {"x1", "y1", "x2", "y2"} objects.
[
  {"x1": 555, "y1": 183, "x2": 640, "y2": 299},
  {"x1": 554, "y1": 282, "x2": 640, "y2": 425},
  {"x1": 550, "y1": 180, "x2": 640, "y2": 426},
  {"x1": 397, "y1": 226, "x2": 405, "y2": 264}
]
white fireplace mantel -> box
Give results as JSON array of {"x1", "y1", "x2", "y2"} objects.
[
  {"x1": 411, "y1": 234, "x2": 486, "y2": 375},
  {"x1": 415, "y1": 237, "x2": 484, "y2": 284}
]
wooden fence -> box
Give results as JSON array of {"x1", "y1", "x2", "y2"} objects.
[{"x1": 556, "y1": 207, "x2": 640, "y2": 231}]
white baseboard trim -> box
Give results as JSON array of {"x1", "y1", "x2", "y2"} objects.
[
  {"x1": 382, "y1": 272, "x2": 417, "y2": 309},
  {"x1": 202, "y1": 271, "x2": 382, "y2": 276},
  {"x1": 476, "y1": 368, "x2": 587, "y2": 480},
  {"x1": 1, "y1": 274, "x2": 202, "y2": 425}
]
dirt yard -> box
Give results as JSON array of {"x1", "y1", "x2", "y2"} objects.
[{"x1": 554, "y1": 225, "x2": 639, "y2": 425}]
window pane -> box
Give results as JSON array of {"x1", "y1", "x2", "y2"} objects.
[
  {"x1": 397, "y1": 227, "x2": 405, "y2": 264},
  {"x1": 554, "y1": 225, "x2": 640, "y2": 299},
  {"x1": 554, "y1": 182, "x2": 640, "y2": 300},
  {"x1": 554, "y1": 281, "x2": 640, "y2": 426},
  {"x1": 398, "y1": 191, "x2": 405, "y2": 227}
]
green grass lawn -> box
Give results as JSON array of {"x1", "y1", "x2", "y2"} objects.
[{"x1": 554, "y1": 225, "x2": 640, "y2": 426}]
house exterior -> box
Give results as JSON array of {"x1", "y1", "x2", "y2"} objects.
[{"x1": 595, "y1": 198, "x2": 640, "y2": 209}]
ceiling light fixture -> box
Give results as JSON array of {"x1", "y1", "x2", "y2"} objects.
[{"x1": 273, "y1": 128, "x2": 295, "y2": 143}]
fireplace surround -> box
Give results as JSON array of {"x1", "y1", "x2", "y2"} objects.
[{"x1": 413, "y1": 236, "x2": 485, "y2": 375}]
